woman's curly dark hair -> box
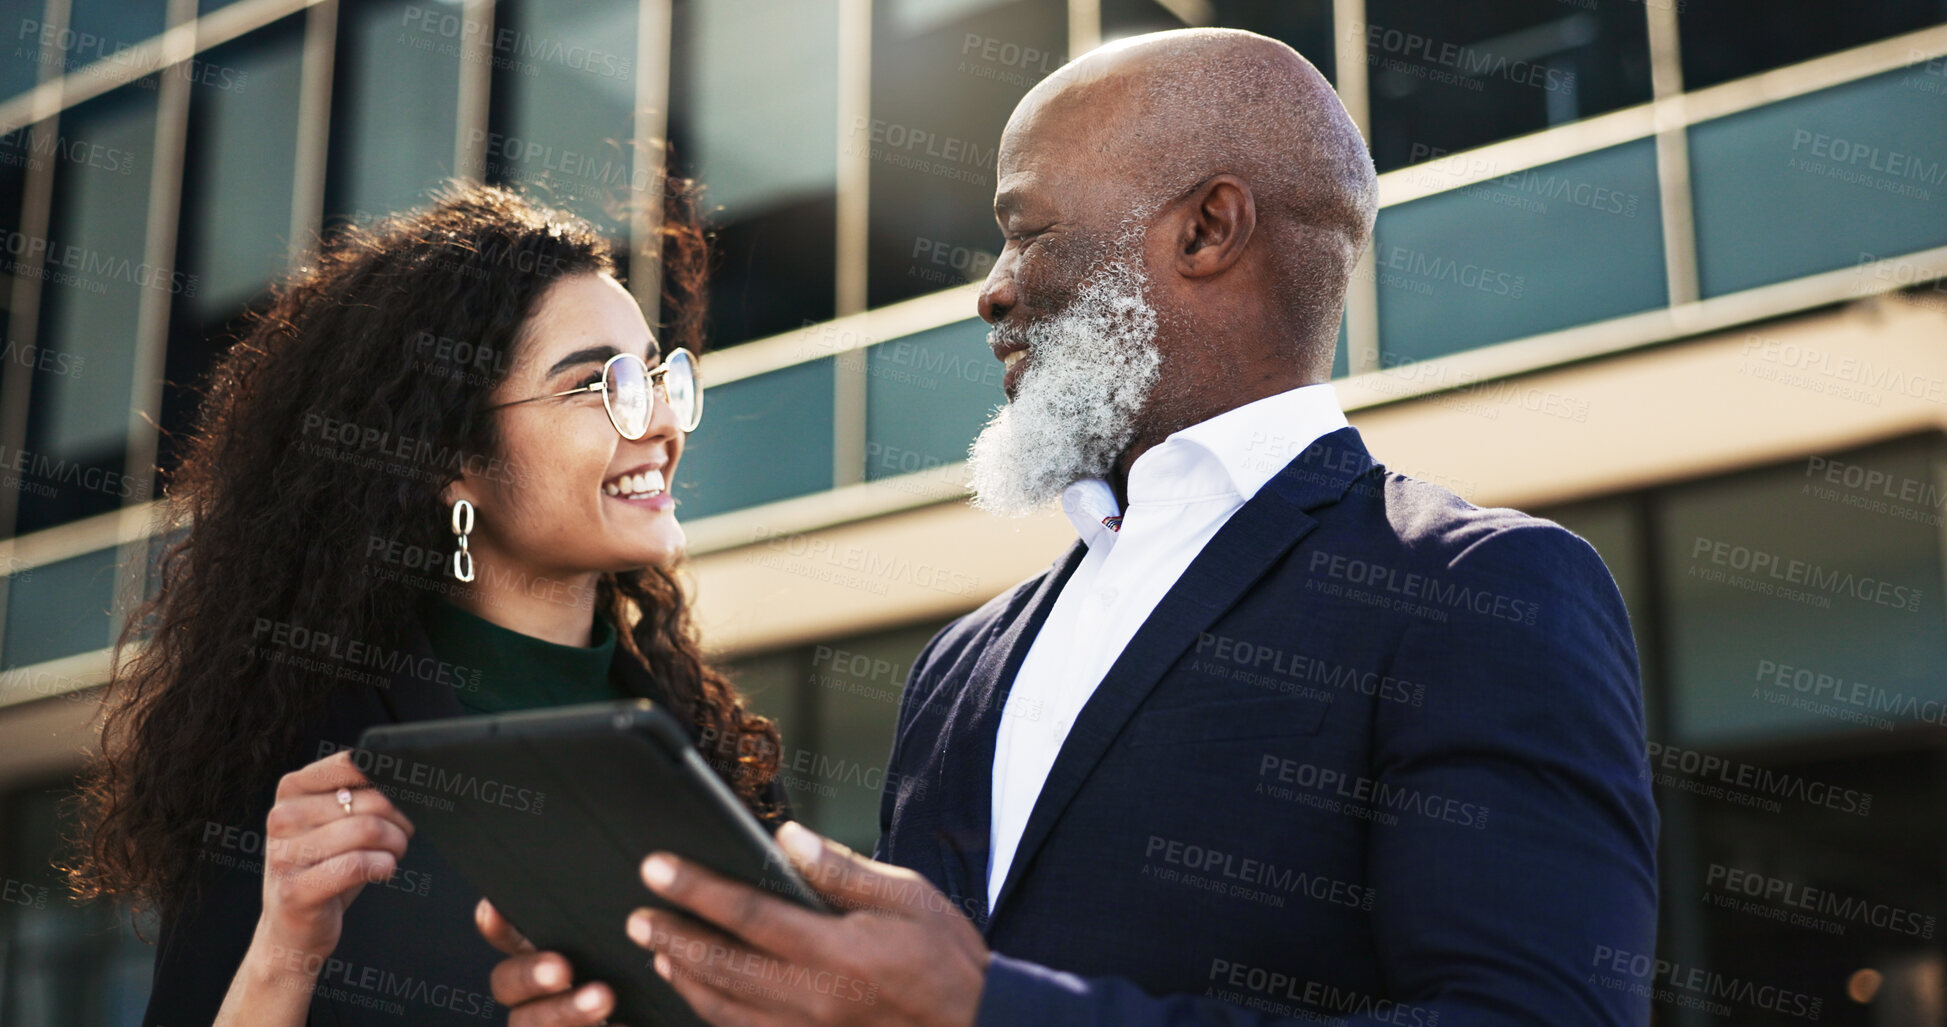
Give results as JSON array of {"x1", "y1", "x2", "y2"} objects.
[{"x1": 66, "y1": 180, "x2": 781, "y2": 923}]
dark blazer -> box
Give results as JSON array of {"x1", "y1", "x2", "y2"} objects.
[
  {"x1": 141, "y1": 613, "x2": 785, "y2": 1027},
  {"x1": 876, "y1": 426, "x2": 1659, "y2": 1026}
]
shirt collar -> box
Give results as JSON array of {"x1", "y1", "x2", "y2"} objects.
[{"x1": 1056, "y1": 383, "x2": 1348, "y2": 548}]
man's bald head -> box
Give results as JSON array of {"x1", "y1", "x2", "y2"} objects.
[
  {"x1": 969, "y1": 28, "x2": 1376, "y2": 514},
  {"x1": 1000, "y1": 28, "x2": 1377, "y2": 369}
]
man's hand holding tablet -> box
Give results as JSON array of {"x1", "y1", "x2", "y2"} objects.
[{"x1": 481, "y1": 820, "x2": 991, "y2": 1027}]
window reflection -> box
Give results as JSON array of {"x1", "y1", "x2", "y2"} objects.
[
  {"x1": 63, "y1": 0, "x2": 167, "y2": 74},
  {"x1": 1, "y1": 0, "x2": 47, "y2": 98},
  {"x1": 489, "y1": 0, "x2": 639, "y2": 241},
  {"x1": 0, "y1": 548, "x2": 118, "y2": 670},
  {"x1": 325, "y1": 0, "x2": 461, "y2": 227},
  {"x1": 1362, "y1": 0, "x2": 1650, "y2": 172},
  {"x1": 1657, "y1": 436, "x2": 1947, "y2": 749},
  {"x1": 1101, "y1": 0, "x2": 1336, "y2": 83},
  {"x1": 865, "y1": 0, "x2": 1062, "y2": 310},
  {"x1": 724, "y1": 619, "x2": 949, "y2": 852},
  {"x1": 17, "y1": 82, "x2": 157, "y2": 534},
  {"x1": 669, "y1": 0, "x2": 840, "y2": 345},
  {"x1": 0, "y1": 780, "x2": 155, "y2": 1024},
  {"x1": 164, "y1": 18, "x2": 304, "y2": 474},
  {"x1": 1680, "y1": 0, "x2": 1947, "y2": 92}
]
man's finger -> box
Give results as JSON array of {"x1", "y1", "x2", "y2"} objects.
[
  {"x1": 658, "y1": 959, "x2": 769, "y2": 1027},
  {"x1": 776, "y1": 820, "x2": 934, "y2": 915},
  {"x1": 477, "y1": 898, "x2": 536, "y2": 956},
  {"x1": 640, "y1": 853, "x2": 832, "y2": 962},
  {"x1": 488, "y1": 948, "x2": 574, "y2": 1005},
  {"x1": 503, "y1": 982, "x2": 616, "y2": 1027},
  {"x1": 634, "y1": 910, "x2": 782, "y2": 1027}
]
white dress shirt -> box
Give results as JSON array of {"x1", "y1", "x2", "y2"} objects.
[{"x1": 986, "y1": 383, "x2": 1350, "y2": 907}]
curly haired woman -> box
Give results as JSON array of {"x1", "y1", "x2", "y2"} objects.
[{"x1": 68, "y1": 180, "x2": 783, "y2": 1026}]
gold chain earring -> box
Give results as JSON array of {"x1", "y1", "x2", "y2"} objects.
[{"x1": 450, "y1": 499, "x2": 475, "y2": 582}]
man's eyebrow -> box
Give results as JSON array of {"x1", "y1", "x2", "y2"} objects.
[{"x1": 545, "y1": 345, "x2": 619, "y2": 378}]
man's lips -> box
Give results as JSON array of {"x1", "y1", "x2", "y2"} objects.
[
  {"x1": 992, "y1": 338, "x2": 1029, "y2": 399},
  {"x1": 1002, "y1": 349, "x2": 1030, "y2": 399}
]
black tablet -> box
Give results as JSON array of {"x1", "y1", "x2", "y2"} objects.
[{"x1": 357, "y1": 700, "x2": 828, "y2": 1027}]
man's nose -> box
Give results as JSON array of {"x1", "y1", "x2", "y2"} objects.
[{"x1": 977, "y1": 252, "x2": 1017, "y2": 325}]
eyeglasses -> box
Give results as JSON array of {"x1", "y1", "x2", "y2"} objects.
[{"x1": 487, "y1": 348, "x2": 702, "y2": 438}]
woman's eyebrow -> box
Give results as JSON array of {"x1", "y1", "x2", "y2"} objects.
[{"x1": 544, "y1": 345, "x2": 619, "y2": 378}]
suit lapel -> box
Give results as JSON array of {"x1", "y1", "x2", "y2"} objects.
[
  {"x1": 985, "y1": 426, "x2": 1379, "y2": 929},
  {"x1": 934, "y1": 540, "x2": 1088, "y2": 929}
]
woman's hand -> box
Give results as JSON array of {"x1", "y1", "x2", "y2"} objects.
[
  {"x1": 478, "y1": 898, "x2": 621, "y2": 1026},
  {"x1": 215, "y1": 748, "x2": 416, "y2": 1027},
  {"x1": 256, "y1": 747, "x2": 415, "y2": 958}
]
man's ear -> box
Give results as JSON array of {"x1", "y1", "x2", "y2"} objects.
[{"x1": 1171, "y1": 174, "x2": 1256, "y2": 279}]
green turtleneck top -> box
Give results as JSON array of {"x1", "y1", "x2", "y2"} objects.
[{"x1": 423, "y1": 599, "x2": 628, "y2": 715}]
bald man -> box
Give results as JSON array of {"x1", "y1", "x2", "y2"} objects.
[{"x1": 485, "y1": 27, "x2": 1658, "y2": 1027}]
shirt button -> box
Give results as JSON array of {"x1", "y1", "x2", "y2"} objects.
[{"x1": 1098, "y1": 587, "x2": 1119, "y2": 604}]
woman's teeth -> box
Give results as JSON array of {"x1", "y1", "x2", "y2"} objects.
[{"x1": 603, "y1": 469, "x2": 666, "y2": 498}]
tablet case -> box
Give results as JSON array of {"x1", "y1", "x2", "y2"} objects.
[{"x1": 357, "y1": 700, "x2": 826, "y2": 1026}]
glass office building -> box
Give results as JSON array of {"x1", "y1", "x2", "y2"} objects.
[{"x1": 2, "y1": 0, "x2": 1946, "y2": 1022}]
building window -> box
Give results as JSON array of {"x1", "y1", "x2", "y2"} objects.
[
  {"x1": 865, "y1": 0, "x2": 1063, "y2": 310},
  {"x1": 725, "y1": 619, "x2": 950, "y2": 852},
  {"x1": 0, "y1": 778, "x2": 154, "y2": 1025},
  {"x1": 163, "y1": 17, "x2": 306, "y2": 473},
  {"x1": 487, "y1": 0, "x2": 640, "y2": 242},
  {"x1": 1362, "y1": 0, "x2": 1651, "y2": 173},
  {"x1": 325, "y1": 0, "x2": 462, "y2": 227},
  {"x1": 1101, "y1": 0, "x2": 1337, "y2": 82},
  {"x1": 669, "y1": 0, "x2": 841, "y2": 346},
  {"x1": 1679, "y1": 0, "x2": 1947, "y2": 92},
  {"x1": 16, "y1": 81, "x2": 159, "y2": 534}
]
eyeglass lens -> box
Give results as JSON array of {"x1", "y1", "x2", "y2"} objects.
[{"x1": 605, "y1": 350, "x2": 700, "y2": 439}]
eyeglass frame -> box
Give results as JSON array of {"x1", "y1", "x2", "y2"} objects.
[{"x1": 484, "y1": 348, "x2": 701, "y2": 438}]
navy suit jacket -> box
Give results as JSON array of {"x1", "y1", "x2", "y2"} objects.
[{"x1": 875, "y1": 426, "x2": 1658, "y2": 1026}]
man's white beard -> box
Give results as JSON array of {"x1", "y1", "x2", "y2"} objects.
[{"x1": 966, "y1": 235, "x2": 1163, "y2": 516}]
